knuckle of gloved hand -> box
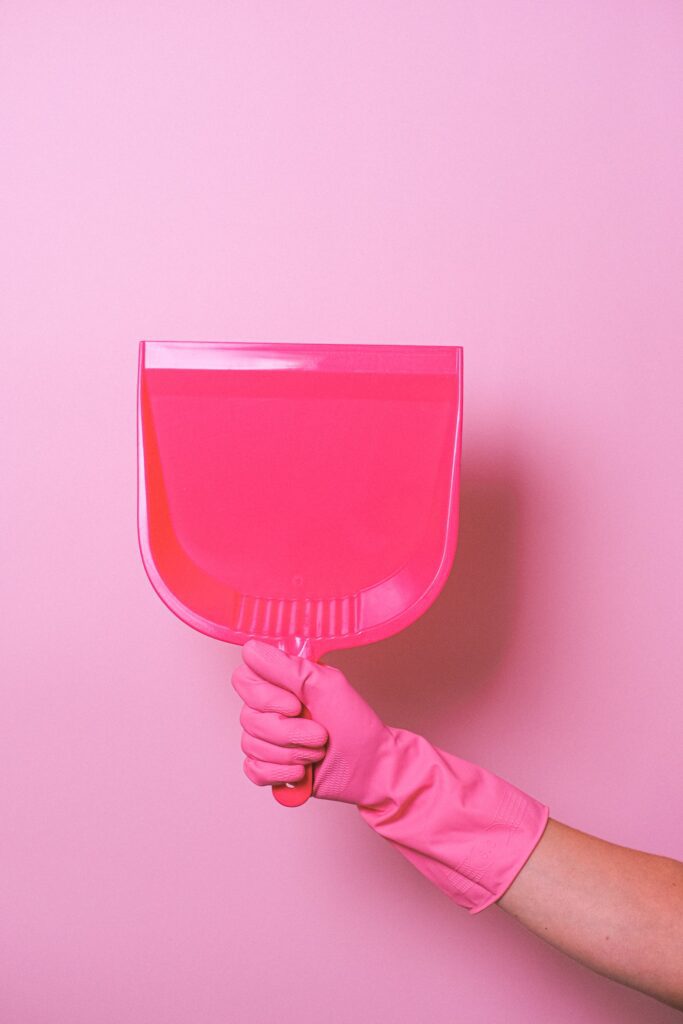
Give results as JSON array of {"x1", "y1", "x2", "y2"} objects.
[
  {"x1": 243, "y1": 757, "x2": 261, "y2": 785},
  {"x1": 239, "y1": 704, "x2": 254, "y2": 729},
  {"x1": 240, "y1": 733, "x2": 255, "y2": 756}
]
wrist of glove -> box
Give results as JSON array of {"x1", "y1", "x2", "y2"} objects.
[{"x1": 232, "y1": 640, "x2": 549, "y2": 915}]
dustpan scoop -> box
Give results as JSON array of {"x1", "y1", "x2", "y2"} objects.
[{"x1": 137, "y1": 341, "x2": 463, "y2": 806}]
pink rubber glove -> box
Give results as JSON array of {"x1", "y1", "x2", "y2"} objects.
[{"x1": 232, "y1": 640, "x2": 549, "y2": 914}]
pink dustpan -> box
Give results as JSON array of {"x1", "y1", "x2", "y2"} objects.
[{"x1": 137, "y1": 341, "x2": 463, "y2": 806}]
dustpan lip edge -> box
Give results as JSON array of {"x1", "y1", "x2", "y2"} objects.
[{"x1": 140, "y1": 339, "x2": 462, "y2": 375}]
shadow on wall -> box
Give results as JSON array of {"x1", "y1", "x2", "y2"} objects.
[
  {"x1": 327, "y1": 459, "x2": 524, "y2": 736},
  {"x1": 322, "y1": 461, "x2": 672, "y2": 1024}
]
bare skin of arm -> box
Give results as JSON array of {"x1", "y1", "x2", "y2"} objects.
[{"x1": 496, "y1": 818, "x2": 683, "y2": 1010}]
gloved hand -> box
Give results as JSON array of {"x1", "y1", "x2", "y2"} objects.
[{"x1": 232, "y1": 639, "x2": 550, "y2": 914}]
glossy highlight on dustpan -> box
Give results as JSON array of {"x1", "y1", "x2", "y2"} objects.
[{"x1": 137, "y1": 341, "x2": 463, "y2": 805}]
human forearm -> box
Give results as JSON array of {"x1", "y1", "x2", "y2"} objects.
[
  {"x1": 497, "y1": 818, "x2": 683, "y2": 1010},
  {"x1": 232, "y1": 643, "x2": 683, "y2": 1009}
]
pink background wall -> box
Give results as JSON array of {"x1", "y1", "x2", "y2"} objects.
[{"x1": 2, "y1": 3, "x2": 682, "y2": 1021}]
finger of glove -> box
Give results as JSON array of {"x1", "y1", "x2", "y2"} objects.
[
  {"x1": 240, "y1": 704, "x2": 328, "y2": 749},
  {"x1": 243, "y1": 757, "x2": 305, "y2": 787},
  {"x1": 242, "y1": 640, "x2": 318, "y2": 703},
  {"x1": 231, "y1": 664, "x2": 302, "y2": 716},
  {"x1": 241, "y1": 732, "x2": 325, "y2": 765}
]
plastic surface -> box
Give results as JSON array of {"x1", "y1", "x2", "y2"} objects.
[
  {"x1": 236, "y1": 641, "x2": 550, "y2": 913},
  {"x1": 137, "y1": 340, "x2": 463, "y2": 804}
]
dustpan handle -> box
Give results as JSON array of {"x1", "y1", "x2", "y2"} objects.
[{"x1": 272, "y1": 702, "x2": 315, "y2": 807}]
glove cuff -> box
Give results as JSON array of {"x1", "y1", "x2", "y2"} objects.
[{"x1": 357, "y1": 728, "x2": 549, "y2": 914}]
